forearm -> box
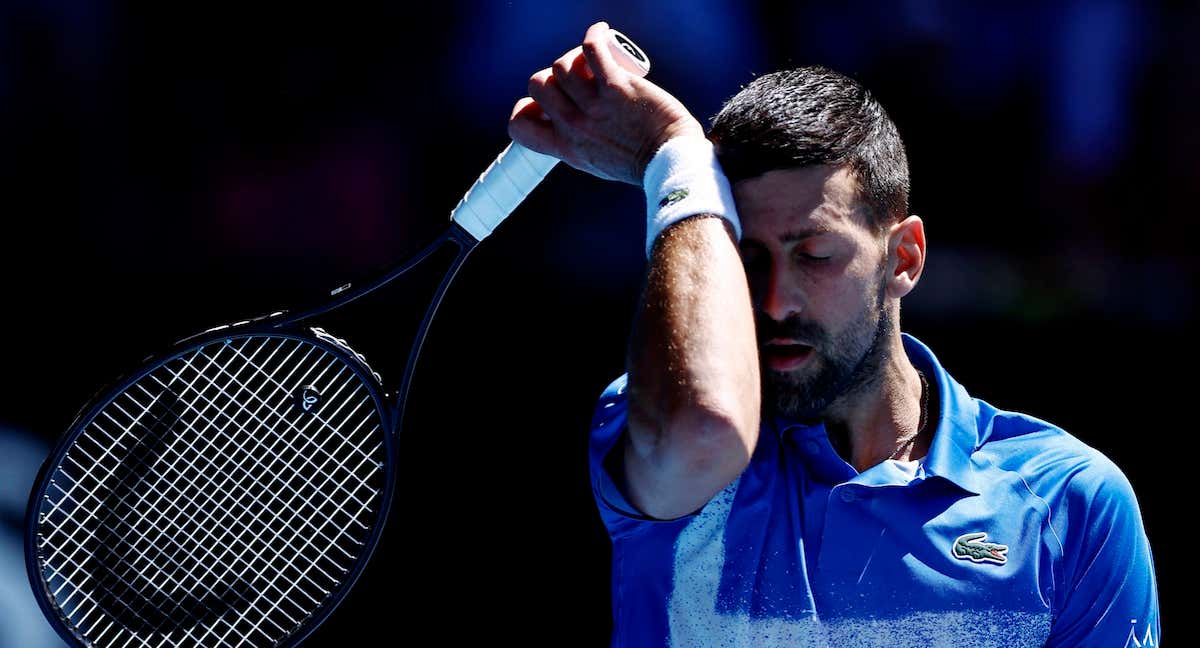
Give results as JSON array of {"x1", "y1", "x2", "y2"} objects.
[
  {"x1": 506, "y1": 22, "x2": 759, "y2": 516},
  {"x1": 624, "y1": 214, "x2": 760, "y2": 517}
]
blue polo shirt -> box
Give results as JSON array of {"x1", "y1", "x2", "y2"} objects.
[{"x1": 589, "y1": 334, "x2": 1159, "y2": 647}]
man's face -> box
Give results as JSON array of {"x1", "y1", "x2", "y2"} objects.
[{"x1": 734, "y1": 165, "x2": 892, "y2": 420}]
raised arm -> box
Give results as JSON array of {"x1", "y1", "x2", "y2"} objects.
[
  {"x1": 509, "y1": 22, "x2": 760, "y2": 520},
  {"x1": 622, "y1": 215, "x2": 760, "y2": 519}
]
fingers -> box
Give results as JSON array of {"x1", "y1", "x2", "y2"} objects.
[
  {"x1": 509, "y1": 21, "x2": 637, "y2": 176},
  {"x1": 552, "y1": 46, "x2": 597, "y2": 106},
  {"x1": 527, "y1": 67, "x2": 582, "y2": 127},
  {"x1": 510, "y1": 43, "x2": 598, "y2": 160},
  {"x1": 580, "y1": 21, "x2": 621, "y2": 86},
  {"x1": 508, "y1": 97, "x2": 558, "y2": 157}
]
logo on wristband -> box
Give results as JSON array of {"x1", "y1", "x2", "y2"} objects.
[{"x1": 660, "y1": 188, "x2": 690, "y2": 208}]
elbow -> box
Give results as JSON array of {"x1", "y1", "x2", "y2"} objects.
[
  {"x1": 630, "y1": 394, "x2": 758, "y2": 468},
  {"x1": 625, "y1": 403, "x2": 759, "y2": 520},
  {"x1": 670, "y1": 403, "x2": 758, "y2": 469},
  {"x1": 627, "y1": 374, "x2": 760, "y2": 458}
]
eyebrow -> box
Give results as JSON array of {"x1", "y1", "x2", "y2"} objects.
[{"x1": 778, "y1": 225, "x2": 835, "y2": 243}]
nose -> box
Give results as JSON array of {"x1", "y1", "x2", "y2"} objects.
[{"x1": 756, "y1": 259, "x2": 802, "y2": 323}]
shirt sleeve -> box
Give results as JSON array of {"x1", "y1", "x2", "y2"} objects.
[
  {"x1": 590, "y1": 373, "x2": 710, "y2": 541},
  {"x1": 585, "y1": 374, "x2": 643, "y2": 525},
  {"x1": 1045, "y1": 454, "x2": 1160, "y2": 647}
]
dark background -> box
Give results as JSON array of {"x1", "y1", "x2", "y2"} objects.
[{"x1": 1, "y1": 1, "x2": 1189, "y2": 645}]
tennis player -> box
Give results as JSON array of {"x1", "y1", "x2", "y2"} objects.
[{"x1": 510, "y1": 22, "x2": 1160, "y2": 646}]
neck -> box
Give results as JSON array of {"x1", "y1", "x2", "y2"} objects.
[{"x1": 823, "y1": 331, "x2": 930, "y2": 473}]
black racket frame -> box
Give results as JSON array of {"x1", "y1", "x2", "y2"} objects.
[{"x1": 26, "y1": 221, "x2": 480, "y2": 647}]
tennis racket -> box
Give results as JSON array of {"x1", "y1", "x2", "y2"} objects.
[{"x1": 25, "y1": 29, "x2": 650, "y2": 648}]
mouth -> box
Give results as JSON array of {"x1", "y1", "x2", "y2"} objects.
[{"x1": 762, "y1": 339, "x2": 815, "y2": 371}]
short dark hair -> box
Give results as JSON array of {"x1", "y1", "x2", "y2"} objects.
[{"x1": 709, "y1": 66, "x2": 910, "y2": 232}]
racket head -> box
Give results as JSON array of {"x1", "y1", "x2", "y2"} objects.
[{"x1": 26, "y1": 325, "x2": 398, "y2": 648}]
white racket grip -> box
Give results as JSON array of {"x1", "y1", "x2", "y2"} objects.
[{"x1": 450, "y1": 142, "x2": 558, "y2": 242}]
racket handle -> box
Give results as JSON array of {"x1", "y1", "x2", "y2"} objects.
[
  {"x1": 450, "y1": 28, "x2": 651, "y2": 242},
  {"x1": 450, "y1": 142, "x2": 559, "y2": 242}
]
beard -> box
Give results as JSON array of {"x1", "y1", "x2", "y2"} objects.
[{"x1": 758, "y1": 278, "x2": 892, "y2": 421}]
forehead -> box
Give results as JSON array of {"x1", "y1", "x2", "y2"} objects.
[{"x1": 732, "y1": 165, "x2": 871, "y2": 241}]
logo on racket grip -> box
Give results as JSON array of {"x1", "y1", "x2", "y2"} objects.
[
  {"x1": 294, "y1": 385, "x2": 322, "y2": 414},
  {"x1": 612, "y1": 32, "x2": 647, "y2": 64}
]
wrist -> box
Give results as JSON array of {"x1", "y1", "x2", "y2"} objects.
[
  {"x1": 642, "y1": 135, "x2": 742, "y2": 259},
  {"x1": 635, "y1": 120, "x2": 706, "y2": 182}
]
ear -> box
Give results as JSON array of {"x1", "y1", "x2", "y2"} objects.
[{"x1": 884, "y1": 215, "x2": 925, "y2": 299}]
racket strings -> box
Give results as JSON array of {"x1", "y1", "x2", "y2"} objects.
[
  {"x1": 35, "y1": 334, "x2": 389, "y2": 647},
  {"x1": 49, "y1": 340, "x2": 320, "y2": 597},
  {"x1": 48, "y1": 343, "x2": 364, "y2": 643},
  {"x1": 43, "y1": 340, "x2": 309, "y2": 638},
  {"x1": 159, "y1": 338, "x2": 376, "y2": 638},
  {"x1": 41, "y1": 345, "x2": 271, "y2": 634},
  {"x1": 110, "y1": 343, "x2": 354, "y2": 609}
]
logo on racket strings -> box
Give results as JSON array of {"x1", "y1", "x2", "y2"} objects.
[{"x1": 294, "y1": 385, "x2": 322, "y2": 414}]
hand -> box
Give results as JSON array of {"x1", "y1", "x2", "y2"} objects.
[{"x1": 508, "y1": 21, "x2": 705, "y2": 186}]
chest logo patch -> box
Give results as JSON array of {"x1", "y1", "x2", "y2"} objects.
[{"x1": 952, "y1": 532, "x2": 1009, "y2": 565}]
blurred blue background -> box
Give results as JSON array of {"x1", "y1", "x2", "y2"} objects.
[{"x1": 1, "y1": 1, "x2": 1190, "y2": 644}]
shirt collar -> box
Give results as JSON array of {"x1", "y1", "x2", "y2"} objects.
[
  {"x1": 902, "y1": 333, "x2": 984, "y2": 495},
  {"x1": 770, "y1": 333, "x2": 983, "y2": 495}
]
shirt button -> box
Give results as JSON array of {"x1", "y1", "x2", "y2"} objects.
[
  {"x1": 839, "y1": 489, "x2": 857, "y2": 503},
  {"x1": 801, "y1": 439, "x2": 820, "y2": 456}
]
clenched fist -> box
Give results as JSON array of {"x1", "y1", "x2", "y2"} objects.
[{"x1": 508, "y1": 21, "x2": 705, "y2": 186}]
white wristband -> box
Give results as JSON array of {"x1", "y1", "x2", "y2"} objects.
[{"x1": 642, "y1": 136, "x2": 742, "y2": 259}]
